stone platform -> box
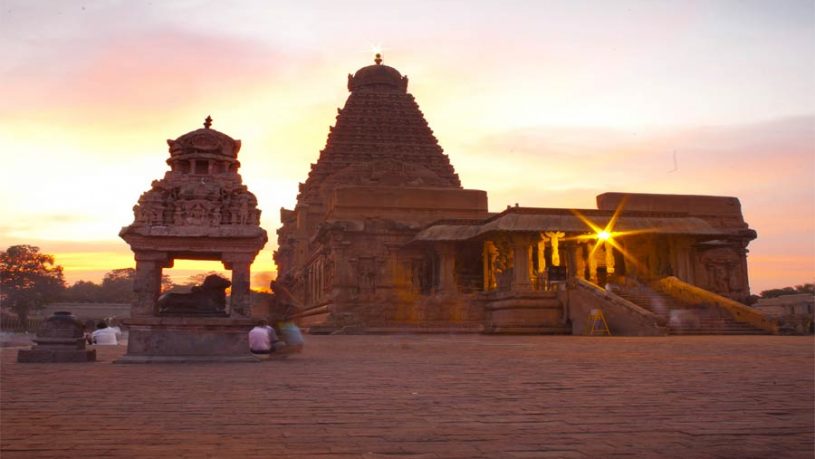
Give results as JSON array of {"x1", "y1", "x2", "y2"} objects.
[
  {"x1": 484, "y1": 290, "x2": 571, "y2": 334},
  {"x1": 118, "y1": 317, "x2": 258, "y2": 363},
  {"x1": 17, "y1": 347, "x2": 96, "y2": 363},
  {"x1": 1, "y1": 335, "x2": 812, "y2": 458}
]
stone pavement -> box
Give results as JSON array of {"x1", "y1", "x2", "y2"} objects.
[{"x1": 1, "y1": 335, "x2": 813, "y2": 458}]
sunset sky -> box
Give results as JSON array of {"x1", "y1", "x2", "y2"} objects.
[{"x1": 1, "y1": 0, "x2": 813, "y2": 292}]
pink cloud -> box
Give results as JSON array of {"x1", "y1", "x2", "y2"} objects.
[{"x1": 1, "y1": 29, "x2": 293, "y2": 118}]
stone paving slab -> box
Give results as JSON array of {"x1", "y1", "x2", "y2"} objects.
[{"x1": 1, "y1": 335, "x2": 813, "y2": 458}]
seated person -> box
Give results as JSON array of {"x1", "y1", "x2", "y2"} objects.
[
  {"x1": 248, "y1": 320, "x2": 284, "y2": 354},
  {"x1": 277, "y1": 307, "x2": 304, "y2": 353},
  {"x1": 91, "y1": 321, "x2": 119, "y2": 345}
]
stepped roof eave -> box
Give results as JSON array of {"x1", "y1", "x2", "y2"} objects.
[{"x1": 410, "y1": 210, "x2": 747, "y2": 243}]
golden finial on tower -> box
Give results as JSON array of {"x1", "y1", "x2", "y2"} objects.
[
  {"x1": 374, "y1": 53, "x2": 382, "y2": 65},
  {"x1": 204, "y1": 115, "x2": 212, "y2": 129}
]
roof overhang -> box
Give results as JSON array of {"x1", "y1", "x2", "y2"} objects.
[{"x1": 411, "y1": 209, "x2": 754, "y2": 243}]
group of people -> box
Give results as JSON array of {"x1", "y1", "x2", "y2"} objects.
[
  {"x1": 249, "y1": 280, "x2": 305, "y2": 356},
  {"x1": 81, "y1": 316, "x2": 303, "y2": 356},
  {"x1": 80, "y1": 281, "x2": 305, "y2": 356},
  {"x1": 82, "y1": 316, "x2": 303, "y2": 355},
  {"x1": 248, "y1": 317, "x2": 304, "y2": 355}
]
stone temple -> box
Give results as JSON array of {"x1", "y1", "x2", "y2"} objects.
[{"x1": 274, "y1": 55, "x2": 776, "y2": 336}]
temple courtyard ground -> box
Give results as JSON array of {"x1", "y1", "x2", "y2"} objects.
[{"x1": 1, "y1": 335, "x2": 812, "y2": 458}]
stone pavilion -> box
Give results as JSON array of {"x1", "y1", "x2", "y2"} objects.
[{"x1": 119, "y1": 117, "x2": 267, "y2": 362}]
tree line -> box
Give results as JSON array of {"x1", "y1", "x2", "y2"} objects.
[{"x1": 758, "y1": 284, "x2": 814, "y2": 298}]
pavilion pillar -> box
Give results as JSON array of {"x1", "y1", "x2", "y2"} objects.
[
  {"x1": 223, "y1": 254, "x2": 253, "y2": 317},
  {"x1": 537, "y1": 234, "x2": 547, "y2": 274},
  {"x1": 383, "y1": 244, "x2": 401, "y2": 290},
  {"x1": 646, "y1": 235, "x2": 658, "y2": 278},
  {"x1": 436, "y1": 243, "x2": 457, "y2": 294},
  {"x1": 574, "y1": 244, "x2": 586, "y2": 280},
  {"x1": 674, "y1": 238, "x2": 692, "y2": 281},
  {"x1": 737, "y1": 241, "x2": 751, "y2": 301},
  {"x1": 483, "y1": 241, "x2": 498, "y2": 291},
  {"x1": 588, "y1": 241, "x2": 598, "y2": 283},
  {"x1": 544, "y1": 231, "x2": 564, "y2": 266},
  {"x1": 511, "y1": 234, "x2": 535, "y2": 292},
  {"x1": 132, "y1": 251, "x2": 171, "y2": 317},
  {"x1": 605, "y1": 241, "x2": 616, "y2": 275}
]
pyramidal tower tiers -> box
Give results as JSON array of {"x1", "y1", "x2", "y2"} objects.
[
  {"x1": 297, "y1": 53, "x2": 462, "y2": 206},
  {"x1": 275, "y1": 55, "x2": 488, "y2": 329}
]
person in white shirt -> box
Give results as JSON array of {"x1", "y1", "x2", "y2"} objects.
[
  {"x1": 248, "y1": 320, "x2": 283, "y2": 354},
  {"x1": 91, "y1": 321, "x2": 119, "y2": 345}
]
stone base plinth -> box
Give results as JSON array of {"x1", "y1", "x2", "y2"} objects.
[
  {"x1": 117, "y1": 317, "x2": 259, "y2": 363},
  {"x1": 299, "y1": 294, "x2": 487, "y2": 335},
  {"x1": 18, "y1": 348, "x2": 96, "y2": 363},
  {"x1": 484, "y1": 290, "x2": 571, "y2": 334}
]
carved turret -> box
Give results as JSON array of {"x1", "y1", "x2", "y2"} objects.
[{"x1": 122, "y1": 117, "x2": 263, "y2": 236}]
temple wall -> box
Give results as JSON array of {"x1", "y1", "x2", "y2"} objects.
[
  {"x1": 690, "y1": 244, "x2": 751, "y2": 303},
  {"x1": 596, "y1": 193, "x2": 748, "y2": 229},
  {"x1": 295, "y1": 223, "x2": 495, "y2": 330}
]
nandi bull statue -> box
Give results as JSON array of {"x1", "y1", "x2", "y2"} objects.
[{"x1": 157, "y1": 274, "x2": 232, "y2": 316}]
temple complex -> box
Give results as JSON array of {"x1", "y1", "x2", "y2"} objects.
[
  {"x1": 274, "y1": 55, "x2": 776, "y2": 336},
  {"x1": 119, "y1": 117, "x2": 268, "y2": 361}
]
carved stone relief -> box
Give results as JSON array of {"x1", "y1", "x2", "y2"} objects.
[{"x1": 700, "y1": 247, "x2": 745, "y2": 297}]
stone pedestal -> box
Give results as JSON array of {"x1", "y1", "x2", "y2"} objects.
[
  {"x1": 18, "y1": 311, "x2": 96, "y2": 363},
  {"x1": 117, "y1": 317, "x2": 258, "y2": 363},
  {"x1": 483, "y1": 291, "x2": 570, "y2": 335}
]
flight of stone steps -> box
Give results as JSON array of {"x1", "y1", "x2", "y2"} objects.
[{"x1": 612, "y1": 284, "x2": 769, "y2": 335}]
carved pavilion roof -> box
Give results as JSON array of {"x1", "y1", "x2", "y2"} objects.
[
  {"x1": 120, "y1": 117, "x2": 266, "y2": 243},
  {"x1": 166, "y1": 115, "x2": 242, "y2": 165},
  {"x1": 411, "y1": 207, "x2": 757, "y2": 243},
  {"x1": 297, "y1": 55, "x2": 461, "y2": 205}
]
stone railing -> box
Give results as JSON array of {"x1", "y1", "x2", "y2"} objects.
[
  {"x1": 568, "y1": 279, "x2": 667, "y2": 336},
  {"x1": 653, "y1": 276, "x2": 778, "y2": 334}
]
